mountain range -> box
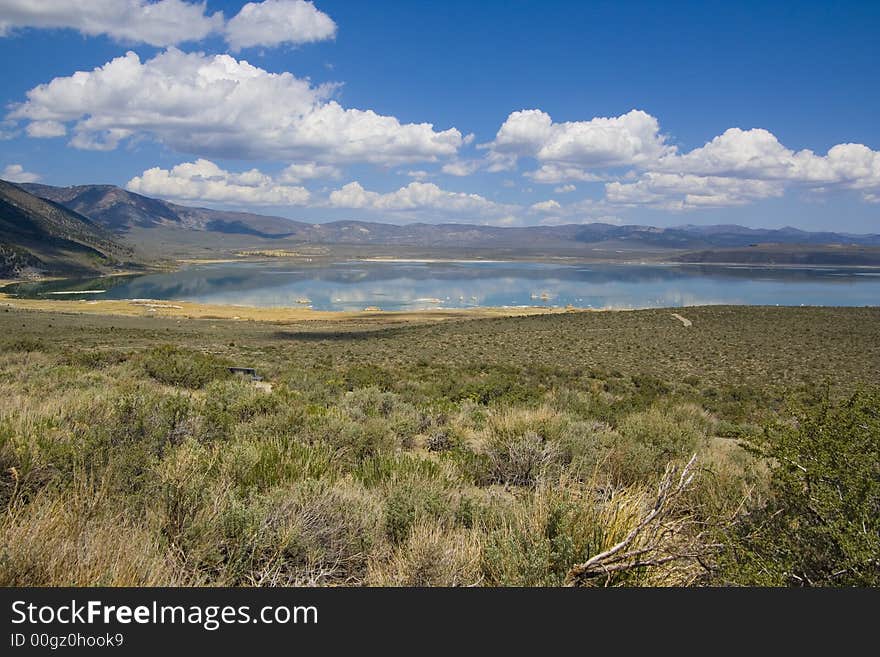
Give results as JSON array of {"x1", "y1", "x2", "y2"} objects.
[
  {"x1": 3, "y1": 178, "x2": 880, "y2": 277},
  {"x1": 21, "y1": 181, "x2": 880, "y2": 249}
]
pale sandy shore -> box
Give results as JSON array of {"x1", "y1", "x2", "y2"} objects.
[
  {"x1": 360, "y1": 258, "x2": 510, "y2": 264},
  {"x1": 0, "y1": 293, "x2": 577, "y2": 324},
  {"x1": 175, "y1": 258, "x2": 246, "y2": 265}
]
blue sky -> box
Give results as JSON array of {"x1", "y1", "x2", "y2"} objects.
[{"x1": 1, "y1": 0, "x2": 878, "y2": 231}]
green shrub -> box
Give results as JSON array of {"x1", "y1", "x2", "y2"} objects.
[
  {"x1": 353, "y1": 452, "x2": 442, "y2": 488},
  {"x1": 142, "y1": 345, "x2": 230, "y2": 389},
  {"x1": 220, "y1": 437, "x2": 338, "y2": 494},
  {"x1": 608, "y1": 404, "x2": 712, "y2": 483},
  {"x1": 481, "y1": 481, "x2": 608, "y2": 586},
  {"x1": 0, "y1": 418, "x2": 58, "y2": 508},
  {"x1": 485, "y1": 432, "x2": 562, "y2": 487},
  {"x1": 630, "y1": 373, "x2": 671, "y2": 400},
  {"x1": 198, "y1": 378, "x2": 280, "y2": 442},
  {"x1": 63, "y1": 350, "x2": 128, "y2": 369},
  {"x1": 323, "y1": 417, "x2": 396, "y2": 461},
  {"x1": 94, "y1": 390, "x2": 196, "y2": 493},
  {"x1": 339, "y1": 387, "x2": 400, "y2": 419},
  {"x1": 441, "y1": 447, "x2": 492, "y2": 486},
  {"x1": 554, "y1": 420, "x2": 613, "y2": 477},
  {"x1": 150, "y1": 440, "x2": 218, "y2": 553},
  {"x1": 0, "y1": 337, "x2": 45, "y2": 353},
  {"x1": 341, "y1": 365, "x2": 396, "y2": 392},
  {"x1": 441, "y1": 369, "x2": 536, "y2": 405},
  {"x1": 720, "y1": 391, "x2": 880, "y2": 586},
  {"x1": 481, "y1": 406, "x2": 571, "y2": 486},
  {"x1": 383, "y1": 480, "x2": 448, "y2": 544}
]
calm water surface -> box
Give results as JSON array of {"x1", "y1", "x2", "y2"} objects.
[{"x1": 5, "y1": 260, "x2": 880, "y2": 310}]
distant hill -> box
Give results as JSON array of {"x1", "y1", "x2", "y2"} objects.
[
  {"x1": 673, "y1": 245, "x2": 880, "y2": 266},
  {"x1": 0, "y1": 180, "x2": 135, "y2": 277},
  {"x1": 18, "y1": 181, "x2": 880, "y2": 257},
  {"x1": 20, "y1": 183, "x2": 304, "y2": 238}
]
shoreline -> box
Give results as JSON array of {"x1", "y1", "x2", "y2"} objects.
[
  {"x1": 0, "y1": 293, "x2": 579, "y2": 323},
  {"x1": 359, "y1": 257, "x2": 512, "y2": 264},
  {"x1": 2, "y1": 292, "x2": 876, "y2": 325},
  {"x1": 183, "y1": 255, "x2": 880, "y2": 270},
  {"x1": 663, "y1": 260, "x2": 880, "y2": 270}
]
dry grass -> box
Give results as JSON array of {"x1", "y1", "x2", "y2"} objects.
[
  {"x1": 0, "y1": 294, "x2": 568, "y2": 323},
  {"x1": 367, "y1": 521, "x2": 483, "y2": 586},
  {"x1": 480, "y1": 474, "x2": 693, "y2": 586},
  {"x1": 0, "y1": 304, "x2": 875, "y2": 586},
  {"x1": 0, "y1": 482, "x2": 188, "y2": 586}
]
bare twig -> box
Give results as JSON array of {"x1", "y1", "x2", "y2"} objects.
[{"x1": 566, "y1": 454, "x2": 702, "y2": 586}]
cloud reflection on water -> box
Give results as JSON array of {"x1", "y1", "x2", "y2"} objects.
[{"x1": 6, "y1": 261, "x2": 880, "y2": 310}]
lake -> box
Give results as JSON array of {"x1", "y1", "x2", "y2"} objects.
[{"x1": 4, "y1": 260, "x2": 880, "y2": 310}]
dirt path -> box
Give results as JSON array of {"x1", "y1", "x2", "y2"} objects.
[{"x1": 671, "y1": 313, "x2": 693, "y2": 327}]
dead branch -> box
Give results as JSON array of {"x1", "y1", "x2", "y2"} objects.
[{"x1": 566, "y1": 454, "x2": 701, "y2": 586}]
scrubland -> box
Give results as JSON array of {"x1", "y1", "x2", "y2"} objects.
[{"x1": 0, "y1": 305, "x2": 877, "y2": 586}]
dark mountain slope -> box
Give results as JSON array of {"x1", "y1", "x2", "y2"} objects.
[
  {"x1": 673, "y1": 245, "x2": 880, "y2": 266},
  {"x1": 0, "y1": 180, "x2": 135, "y2": 277},
  {"x1": 21, "y1": 183, "x2": 304, "y2": 237}
]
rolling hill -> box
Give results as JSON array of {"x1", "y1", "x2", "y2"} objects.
[{"x1": 20, "y1": 183, "x2": 304, "y2": 238}]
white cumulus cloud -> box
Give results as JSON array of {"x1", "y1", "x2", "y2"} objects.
[
  {"x1": 554, "y1": 184, "x2": 576, "y2": 193},
  {"x1": 278, "y1": 161, "x2": 340, "y2": 183},
  {"x1": 526, "y1": 164, "x2": 606, "y2": 184},
  {"x1": 0, "y1": 0, "x2": 338, "y2": 49},
  {"x1": 441, "y1": 159, "x2": 480, "y2": 176},
  {"x1": 126, "y1": 159, "x2": 310, "y2": 206},
  {"x1": 1, "y1": 163, "x2": 40, "y2": 183},
  {"x1": 492, "y1": 108, "x2": 880, "y2": 208},
  {"x1": 328, "y1": 181, "x2": 510, "y2": 218},
  {"x1": 488, "y1": 108, "x2": 672, "y2": 171},
  {"x1": 8, "y1": 49, "x2": 463, "y2": 166},
  {"x1": 226, "y1": 0, "x2": 336, "y2": 50},
  {"x1": 25, "y1": 120, "x2": 67, "y2": 138},
  {"x1": 530, "y1": 199, "x2": 561, "y2": 213},
  {"x1": 656, "y1": 128, "x2": 880, "y2": 193},
  {"x1": 612, "y1": 128, "x2": 880, "y2": 209},
  {"x1": 605, "y1": 172, "x2": 784, "y2": 210},
  {"x1": 0, "y1": 0, "x2": 223, "y2": 46}
]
